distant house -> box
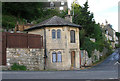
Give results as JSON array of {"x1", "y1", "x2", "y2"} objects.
[
  {"x1": 42, "y1": 0, "x2": 68, "y2": 11},
  {"x1": 25, "y1": 13, "x2": 82, "y2": 70},
  {"x1": 14, "y1": 22, "x2": 34, "y2": 32},
  {"x1": 101, "y1": 21, "x2": 118, "y2": 48}
]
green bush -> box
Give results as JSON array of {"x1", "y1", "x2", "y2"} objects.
[
  {"x1": 115, "y1": 44, "x2": 120, "y2": 48},
  {"x1": 81, "y1": 37, "x2": 96, "y2": 58},
  {"x1": 2, "y1": 15, "x2": 26, "y2": 29},
  {"x1": 11, "y1": 63, "x2": 27, "y2": 71}
]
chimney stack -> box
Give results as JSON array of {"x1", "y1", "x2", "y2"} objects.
[
  {"x1": 65, "y1": 8, "x2": 72, "y2": 23},
  {"x1": 105, "y1": 20, "x2": 108, "y2": 25}
]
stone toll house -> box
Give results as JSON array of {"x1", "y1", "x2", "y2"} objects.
[{"x1": 25, "y1": 15, "x2": 82, "y2": 70}]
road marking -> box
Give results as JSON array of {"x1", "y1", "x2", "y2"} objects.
[
  {"x1": 114, "y1": 61, "x2": 120, "y2": 65},
  {"x1": 109, "y1": 77, "x2": 118, "y2": 79},
  {"x1": 109, "y1": 78, "x2": 114, "y2": 79}
]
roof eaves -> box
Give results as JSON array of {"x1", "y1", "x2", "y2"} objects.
[{"x1": 24, "y1": 24, "x2": 81, "y2": 31}]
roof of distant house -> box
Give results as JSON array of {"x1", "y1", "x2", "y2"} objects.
[
  {"x1": 24, "y1": 16, "x2": 81, "y2": 31},
  {"x1": 103, "y1": 24, "x2": 114, "y2": 37},
  {"x1": 24, "y1": 23, "x2": 34, "y2": 26}
]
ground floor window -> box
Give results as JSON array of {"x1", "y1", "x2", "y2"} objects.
[
  {"x1": 57, "y1": 51, "x2": 62, "y2": 62},
  {"x1": 52, "y1": 52, "x2": 57, "y2": 62},
  {"x1": 52, "y1": 51, "x2": 62, "y2": 63}
]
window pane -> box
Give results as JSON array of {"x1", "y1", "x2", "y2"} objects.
[
  {"x1": 70, "y1": 30, "x2": 75, "y2": 43},
  {"x1": 57, "y1": 29, "x2": 61, "y2": 39},
  {"x1": 59, "y1": 7, "x2": 63, "y2": 10},
  {"x1": 57, "y1": 52, "x2": 62, "y2": 62},
  {"x1": 61, "y1": 1, "x2": 64, "y2": 5},
  {"x1": 52, "y1": 53, "x2": 56, "y2": 62},
  {"x1": 52, "y1": 29, "x2": 56, "y2": 39}
]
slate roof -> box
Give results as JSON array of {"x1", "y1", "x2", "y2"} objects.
[
  {"x1": 24, "y1": 16, "x2": 81, "y2": 31},
  {"x1": 103, "y1": 24, "x2": 114, "y2": 37}
]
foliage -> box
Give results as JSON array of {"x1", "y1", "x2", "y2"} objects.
[
  {"x1": 116, "y1": 32, "x2": 120, "y2": 37},
  {"x1": 81, "y1": 37, "x2": 112, "y2": 58},
  {"x1": 95, "y1": 41, "x2": 104, "y2": 52},
  {"x1": 2, "y1": 2, "x2": 67, "y2": 29},
  {"x1": 79, "y1": 29, "x2": 86, "y2": 47},
  {"x1": 81, "y1": 37, "x2": 96, "y2": 58},
  {"x1": 0, "y1": 2, "x2": 1, "y2": 26},
  {"x1": 2, "y1": 2, "x2": 43, "y2": 22},
  {"x1": 115, "y1": 44, "x2": 120, "y2": 48},
  {"x1": 2, "y1": 2, "x2": 43, "y2": 29},
  {"x1": 11, "y1": 63, "x2": 27, "y2": 71},
  {"x1": 2, "y1": 15, "x2": 26, "y2": 29},
  {"x1": 116, "y1": 32, "x2": 120, "y2": 47},
  {"x1": 72, "y1": 1, "x2": 105, "y2": 40},
  {"x1": 93, "y1": 24, "x2": 103, "y2": 40},
  {"x1": 72, "y1": 1, "x2": 113, "y2": 57},
  {"x1": 72, "y1": 1, "x2": 95, "y2": 37}
]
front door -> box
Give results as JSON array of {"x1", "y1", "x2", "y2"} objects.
[{"x1": 71, "y1": 51, "x2": 75, "y2": 68}]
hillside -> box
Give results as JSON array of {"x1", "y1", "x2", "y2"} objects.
[{"x1": 2, "y1": 2, "x2": 67, "y2": 30}]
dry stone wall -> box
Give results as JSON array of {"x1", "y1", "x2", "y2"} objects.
[
  {"x1": 81, "y1": 48, "x2": 109, "y2": 67},
  {"x1": 6, "y1": 48, "x2": 44, "y2": 70},
  {"x1": 81, "y1": 50, "x2": 92, "y2": 66}
]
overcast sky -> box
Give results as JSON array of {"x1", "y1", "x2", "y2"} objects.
[{"x1": 67, "y1": 0, "x2": 119, "y2": 32}]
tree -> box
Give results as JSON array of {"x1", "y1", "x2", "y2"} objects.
[
  {"x1": 72, "y1": 1, "x2": 95, "y2": 37},
  {"x1": 79, "y1": 29, "x2": 86, "y2": 47},
  {"x1": 2, "y1": 2, "x2": 43, "y2": 22},
  {"x1": 71, "y1": 1, "x2": 111, "y2": 57},
  {"x1": 2, "y1": 2, "x2": 67, "y2": 29},
  {"x1": 2, "y1": 2, "x2": 44, "y2": 29}
]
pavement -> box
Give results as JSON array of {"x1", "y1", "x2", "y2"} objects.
[{"x1": 1, "y1": 49, "x2": 120, "y2": 79}]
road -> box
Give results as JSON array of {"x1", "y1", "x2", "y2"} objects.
[{"x1": 2, "y1": 49, "x2": 120, "y2": 79}]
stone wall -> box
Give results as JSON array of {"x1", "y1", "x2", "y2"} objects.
[
  {"x1": 92, "y1": 49, "x2": 100, "y2": 63},
  {"x1": 81, "y1": 48, "x2": 109, "y2": 67},
  {"x1": 80, "y1": 50, "x2": 92, "y2": 66},
  {"x1": 6, "y1": 48, "x2": 44, "y2": 70}
]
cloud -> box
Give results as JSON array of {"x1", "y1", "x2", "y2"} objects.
[
  {"x1": 67, "y1": 0, "x2": 119, "y2": 31},
  {"x1": 88, "y1": 0, "x2": 118, "y2": 12}
]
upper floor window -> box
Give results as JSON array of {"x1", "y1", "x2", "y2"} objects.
[
  {"x1": 52, "y1": 29, "x2": 56, "y2": 39},
  {"x1": 50, "y1": 2, "x2": 54, "y2": 7},
  {"x1": 61, "y1": 1, "x2": 64, "y2": 5},
  {"x1": 70, "y1": 30, "x2": 75, "y2": 43},
  {"x1": 57, "y1": 29, "x2": 61, "y2": 39},
  {"x1": 105, "y1": 29, "x2": 108, "y2": 35}
]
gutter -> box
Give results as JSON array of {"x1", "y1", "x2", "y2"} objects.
[{"x1": 44, "y1": 28, "x2": 47, "y2": 70}]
